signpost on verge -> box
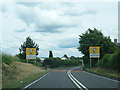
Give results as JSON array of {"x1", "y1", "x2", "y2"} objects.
[
  {"x1": 89, "y1": 46, "x2": 100, "y2": 68},
  {"x1": 26, "y1": 48, "x2": 36, "y2": 64}
]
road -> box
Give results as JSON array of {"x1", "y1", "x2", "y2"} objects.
[{"x1": 23, "y1": 66, "x2": 119, "y2": 90}]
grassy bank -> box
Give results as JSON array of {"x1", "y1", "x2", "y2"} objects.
[
  {"x1": 3, "y1": 70, "x2": 48, "y2": 88},
  {"x1": 85, "y1": 68, "x2": 120, "y2": 81},
  {"x1": 2, "y1": 61, "x2": 48, "y2": 89}
]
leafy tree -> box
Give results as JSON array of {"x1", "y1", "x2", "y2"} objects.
[
  {"x1": 70, "y1": 56, "x2": 76, "y2": 60},
  {"x1": 78, "y1": 28, "x2": 117, "y2": 65},
  {"x1": 49, "y1": 51, "x2": 53, "y2": 58},
  {"x1": 18, "y1": 37, "x2": 39, "y2": 59}
]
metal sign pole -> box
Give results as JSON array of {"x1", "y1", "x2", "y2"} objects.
[
  {"x1": 90, "y1": 58, "x2": 92, "y2": 68},
  {"x1": 98, "y1": 58, "x2": 99, "y2": 67},
  {"x1": 35, "y1": 59, "x2": 36, "y2": 65}
]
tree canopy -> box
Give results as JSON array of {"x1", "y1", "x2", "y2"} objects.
[
  {"x1": 49, "y1": 51, "x2": 53, "y2": 58},
  {"x1": 78, "y1": 28, "x2": 117, "y2": 65},
  {"x1": 18, "y1": 37, "x2": 39, "y2": 59}
]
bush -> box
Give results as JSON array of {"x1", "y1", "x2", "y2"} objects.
[
  {"x1": 2, "y1": 54, "x2": 20, "y2": 64},
  {"x1": 111, "y1": 48, "x2": 120, "y2": 72},
  {"x1": 99, "y1": 48, "x2": 120, "y2": 72},
  {"x1": 100, "y1": 54, "x2": 113, "y2": 69},
  {"x1": 42, "y1": 58, "x2": 81, "y2": 68}
]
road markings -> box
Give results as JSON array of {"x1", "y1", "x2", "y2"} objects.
[
  {"x1": 72, "y1": 66, "x2": 119, "y2": 83},
  {"x1": 67, "y1": 71, "x2": 82, "y2": 89},
  {"x1": 52, "y1": 70, "x2": 67, "y2": 72},
  {"x1": 52, "y1": 70, "x2": 83, "y2": 72},
  {"x1": 22, "y1": 73, "x2": 49, "y2": 90},
  {"x1": 67, "y1": 70, "x2": 88, "y2": 90},
  {"x1": 84, "y1": 71, "x2": 119, "y2": 83}
]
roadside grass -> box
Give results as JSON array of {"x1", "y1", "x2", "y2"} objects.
[
  {"x1": 2, "y1": 61, "x2": 49, "y2": 89},
  {"x1": 3, "y1": 70, "x2": 48, "y2": 88},
  {"x1": 2, "y1": 54, "x2": 20, "y2": 64},
  {"x1": 85, "y1": 67, "x2": 120, "y2": 81}
]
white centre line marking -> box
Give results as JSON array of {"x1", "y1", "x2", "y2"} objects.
[{"x1": 67, "y1": 68, "x2": 88, "y2": 90}]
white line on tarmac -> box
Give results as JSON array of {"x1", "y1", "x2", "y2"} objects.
[
  {"x1": 22, "y1": 73, "x2": 49, "y2": 90},
  {"x1": 67, "y1": 71, "x2": 83, "y2": 89},
  {"x1": 69, "y1": 70, "x2": 88, "y2": 90},
  {"x1": 71, "y1": 66, "x2": 119, "y2": 83},
  {"x1": 67, "y1": 70, "x2": 88, "y2": 90}
]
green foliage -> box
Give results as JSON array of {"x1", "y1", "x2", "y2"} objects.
[
  {"x1": 78, "y1": 28, "x2": 117, "y2": 65},
  {"x1": 111, "y1": 48, "x2": 120, "y2": 71},
  {"x1": 2, "y1": 54, "x2": 20, "y2": 64},
  {"x1": 18, "y1": 37, "x2": 39, "y2": 59},
  {"x1": 43, "y1": 58, "x2": 81, "y2": 68},
  {"x1": 100, "y1": 54, "x2": 113, "y2": 69},
  {"x1": 99, "y1": 48, "x2": 120, "y2": 72},
  {"x1": 49, "y1": 51, "x2": 53, "y2": 58},
  {"x1": 70, "y1": 56, "x2": 76, "y2": 60}
]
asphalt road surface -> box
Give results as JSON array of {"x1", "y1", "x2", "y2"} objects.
[{"x1": 23, "y1": 66, "x2": 119, "y2": 90}]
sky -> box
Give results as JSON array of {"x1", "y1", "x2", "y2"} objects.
[{"x1": 0, "y1": 1, "x2": 118, "y2": 57}]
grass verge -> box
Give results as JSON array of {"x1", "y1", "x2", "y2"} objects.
[
  {"x1": 84, "y1": 67, "x2": 120, "y2": 81},
  {"x1": 3, "y1": 70, "x2": 49, "y2": 89}
]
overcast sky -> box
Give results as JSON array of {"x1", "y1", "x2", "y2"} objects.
[{"x1": 0, "y1": 2, "x2": 118, "y2": 57}]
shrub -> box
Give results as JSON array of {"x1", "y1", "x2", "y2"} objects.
[
  {"x1": 42, "y1": 58, "x2": 81, "y2": 68},
  {"x1": 100, "y1": 54, "x2": 113, "y2": 69},
  {"x1": 111, "y1": 48, "x2": 120, "y2": 72},
  {"x1": 2, "y1": 54, "x2": 20, "y2": 64},
  {"x1": 99, "y1": 48, "x2": 120, "y2": 72}
]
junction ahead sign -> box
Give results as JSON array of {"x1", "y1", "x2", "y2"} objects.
[
  {"x1": 89, "y1": 46, "x2": 100, "y2": 58},
  {"x1": 26, "y1": 48, "x2": 36, "y2": 59}
]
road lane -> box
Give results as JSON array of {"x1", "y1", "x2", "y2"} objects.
[
  {"x1": 24, "y1": 69, "x2": 77, "y2": 89},
  {"x1": 71, "y1": 67, "x2": 119, "y2": 89},
  {"x1": 23, "y1": 66, "x2": 119, "y2": 89}
]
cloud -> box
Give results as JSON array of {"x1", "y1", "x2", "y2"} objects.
[
  {"x1": 0, "y1": 4, "x2": 8, "y2": 13},
  {"x1": 17, "y1": 2, "x2": 41, "y2": 7},
  {"x1": 64, "y1": 9, "x2": 97, "y2": 16},
  {"x1": 34, "y1": 24, "x2": 77, "y2": 33},
  {"x1": 58, "y1": 37, "x2": 79, "y2": 48},
  {"x1": 14, "y1": 29, "x2": 26, "y2": 32},
  {"x1": 34, "y1": 25, "x2": 62, "y2": 33},
  {"x1": 15, "y1": 4, "x2": 79, "y2": 33}
]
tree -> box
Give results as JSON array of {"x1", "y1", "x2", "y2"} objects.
[
  {"x1": 18, "y1": 37, "x2": 39, "y2": 59},
  {"x1": 49, "y1": 51, "x2": 53, "y2": 58},
  {"x1": 78, "y1": 28, "x2": 117, "y2": 65},
  {"x1": 70, "y1": 56, "x2": 76, "y2": 60}
]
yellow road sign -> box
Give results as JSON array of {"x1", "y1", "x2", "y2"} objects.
[
  {"x1": 26, "y1": 48, "x2": 36, "y2": 59},
  {"x1": 89, "y1": 46, "x2": 100, "y2": 58}
]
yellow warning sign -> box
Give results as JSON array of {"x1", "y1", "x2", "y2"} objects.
[
  {"x1": 26, "y1": 48, "x2": 36, "y2": 59},
  {"x1": 89, "y1": 46, "x2": 100, "y2": 58}
]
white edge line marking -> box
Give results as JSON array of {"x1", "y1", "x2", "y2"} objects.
[
  {"x1": 67, "y1": 71, "x2": 82, "y2": 89},
  {"x1": 22, "y1": 73, "x2": 49, "y2": 89},
  {"x1": 72, "y1": 66, "x2": 119, "y2": 83},
  {"x1": 84, "y1": 71, "x2": 119, "y2": 83}
]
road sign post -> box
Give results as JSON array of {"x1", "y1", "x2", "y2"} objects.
[
  {"x1": 90, "y1": 58, "x2": 92, "y2": 68},
  {"x1": 89, "y1": 46, "x2": 100, "y2": 68},
  {"x1": 98, "y1": 58, "x2": 99, "y2": 67}
]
